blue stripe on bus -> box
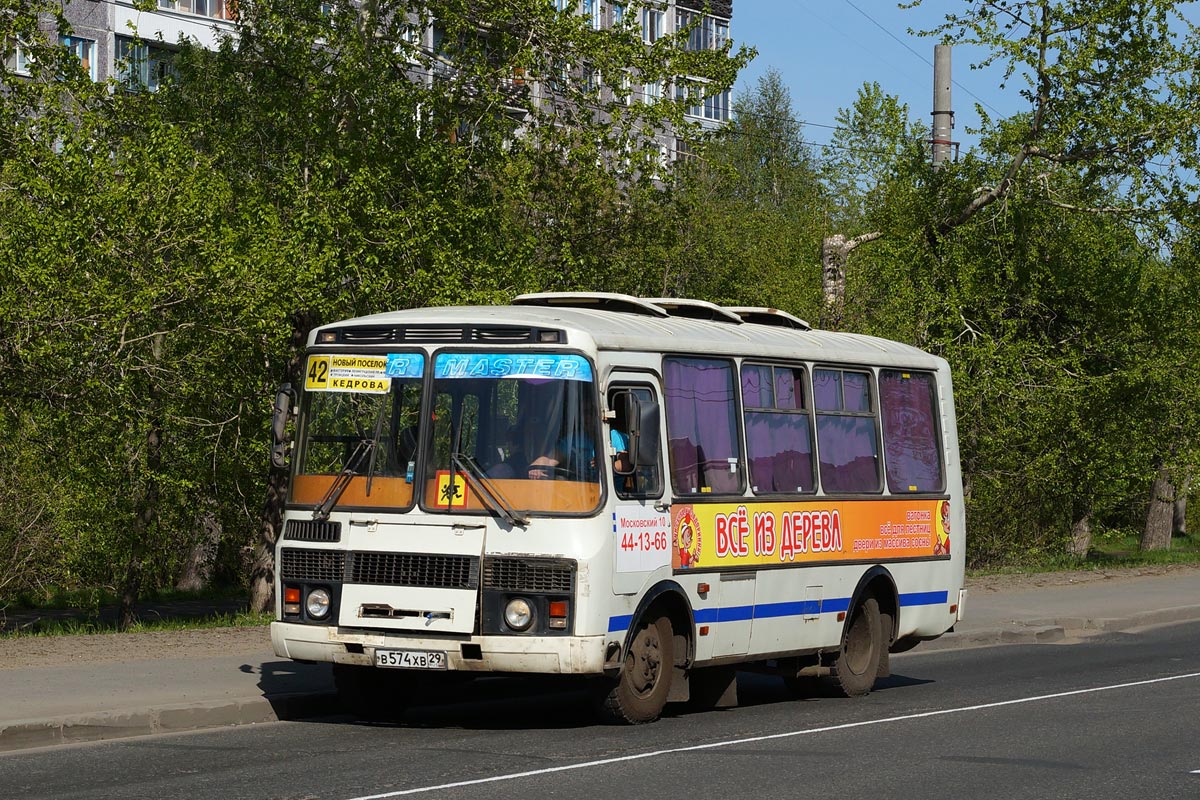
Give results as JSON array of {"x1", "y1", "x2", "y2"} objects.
[
  {"x1": 753, "y1": 600, "x2": 822, "y2": 619},
  {"x1": 607, "y1": 590, "x2": 950, "y2": 634},
  {"x1": 718, "y1": 605, "x2": 754, "y2": 622},
  {"x1": 899, "y1": 590, "x2": 949, "y2": 607}
]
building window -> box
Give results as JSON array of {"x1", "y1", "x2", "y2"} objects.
[
  {"x1": 582, "y1": 0, "x2": 600, "y2": 29},
  {"x1": 157, "y1": 0, "x2": 232, "y2": 20},
  {"x1": 676, "y1": 80, "x2": 701, "y2": 117},
  {"x1": 612, "y1": 3, "x2": 625, "y2": 26},
  {"x1": 643, "y1": 79, "x2": 661, "y2": 103},
  {"x1": 115, "y1": 36, "x2": 177, "y2": 92},
  {"x1": 5, "y1": 42, "x2": 34, "y2": 76},
  {"x1": 60, "y1": 36, "x2": 96, "y2": 81},
  {"x1": 676, "y1": 11, "x2": 728, "y2": 51},
  {"x1": 642, "y1": 8, "x2": 663, "y2": 43},
  {"x1": 555, "y1": 0, "x2": 575, "y2": 11}
]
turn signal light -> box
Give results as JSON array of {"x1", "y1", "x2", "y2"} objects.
[
  {"x1": 283, "y1": 587, "x2": 301, "y2": 615},
  {"x1": 548, "y1": 600, "x2": 568, "y2": 629}
]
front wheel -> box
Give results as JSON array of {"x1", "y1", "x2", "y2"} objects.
[
  {"x1": 831, "y1": 596, "x2": 883, "y2": 697},
  {"x1": 596, "y1": 614, "x2": 674, "y2": 724}
]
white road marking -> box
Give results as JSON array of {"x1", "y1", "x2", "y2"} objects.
[{"x1": 345, "y1": 671, "x2": 1200, "y2": 799}]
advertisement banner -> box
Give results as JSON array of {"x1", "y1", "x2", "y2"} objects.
[{"x1": 672, "y1": 498, "x2": 952, "y2": 569}]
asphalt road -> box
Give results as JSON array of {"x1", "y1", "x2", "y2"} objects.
[{"x1": 3, "y1": 621, "x2": 1198, "y2": 800}]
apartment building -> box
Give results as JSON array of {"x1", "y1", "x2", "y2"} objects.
[
  {"x1": 4, "y1": 0, "x2": 235, "y2": 88},
  {"x1": 7, "y1": 0, "x2": 731, "y2": 146}
]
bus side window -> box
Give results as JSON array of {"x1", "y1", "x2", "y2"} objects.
[
  {"x1": 663, "y1": 357, "x2": 743, "y2": 496},
  {"x1": 609, "y1": 386, "x2": 663, "y2": 499}
]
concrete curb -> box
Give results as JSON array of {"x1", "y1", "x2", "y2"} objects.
[
  {"x1": 0, "y1": 692, "x2": 337, "y2": 753},
  {"x1": 918, "y1": 605, "x2": 1200, "y2": 653}
]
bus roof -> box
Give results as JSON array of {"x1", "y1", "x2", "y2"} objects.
[{"x1": 310, "y1": 295, "x2": 945, "y2": 370}]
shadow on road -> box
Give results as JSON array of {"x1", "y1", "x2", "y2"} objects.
[{"x1": 293, "y1": 669, "x2": 936, "y2": 732}]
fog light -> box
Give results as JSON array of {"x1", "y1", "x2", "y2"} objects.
[
  {"x1": 504, "y1": 598, "x2": 533, "y2": 631},
  {"x1": 306, "y1": 587, "x2": 331, "y2": 619}
]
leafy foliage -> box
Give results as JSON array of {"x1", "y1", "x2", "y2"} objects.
[{"x1": 1, "y1": 0, "x2": 1198, "y2": 608}]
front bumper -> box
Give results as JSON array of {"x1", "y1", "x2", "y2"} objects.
[{"x1": 271, "y1": 621, "x2": 607, "y2": 675}]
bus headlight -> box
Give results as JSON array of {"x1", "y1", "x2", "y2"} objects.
[
  {"x1": 306, "y1": 588, "x2": 331, "y2": 619},
  {"x1": 504, "y1": 598, "x2": 534, "y2": 631}
]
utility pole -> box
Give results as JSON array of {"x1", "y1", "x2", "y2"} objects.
[{"x1": 932, "y1": 44, "x2": 954, "y2": 168}]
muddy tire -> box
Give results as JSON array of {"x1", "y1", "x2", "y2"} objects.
[
  {"x1": 597, "y1": 614, "x2": 674, "y2": 724},
  {"x1": 831, "y1": 596, "x2": 883, "y2": 697}
]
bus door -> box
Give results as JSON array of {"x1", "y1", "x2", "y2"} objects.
[{"x1": 606, "y1": 379, "x2": 670, "y2": 596}]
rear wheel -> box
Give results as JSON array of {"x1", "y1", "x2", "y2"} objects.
[
  {"x1": 597, "y1": 614, "x2": 674, "y2": 724},
  {"x1": 831, "y1": 596, "x2": 883, "y2": 697}
]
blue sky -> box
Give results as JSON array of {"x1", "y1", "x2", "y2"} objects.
[{"x1": 730, "y1": 1, "x2": 1025, "y2": 154}]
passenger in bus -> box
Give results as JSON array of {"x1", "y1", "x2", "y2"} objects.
[
  {"x1": 610, "y1": 425, "x2": 631, "y2": 475},
  {"x1": 487, "y1": 408, "x2": 565, "y2": 480}
]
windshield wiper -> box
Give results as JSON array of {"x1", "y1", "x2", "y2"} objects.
[
  {"x1": 313, "y1": 402, "x2": 387, "y2": 521},
  {"x1": 452, "y1": 451, "x2": 529, "y2": 527},
  {"x1": 363, "y1": 400, "x2": 388, "y2": 496},
  {"x1": 312, "y1": 438, "x2": 373, "y2": 521}
]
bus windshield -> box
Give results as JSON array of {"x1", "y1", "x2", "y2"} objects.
[
  {"x1": 290, "y1": 354, "x2": 424, "y2": 511},
  {"x1": 423, "y1": 353, "x2": 602, "y2": 516}
]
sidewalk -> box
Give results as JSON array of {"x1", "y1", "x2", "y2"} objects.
[{"x1": 2, "y1": 566, "x2": 1197, "y2": 752}]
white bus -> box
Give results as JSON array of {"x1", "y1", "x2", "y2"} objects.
[{"x1": 270, "y1": 293, "x2": 966, "y2": 723}]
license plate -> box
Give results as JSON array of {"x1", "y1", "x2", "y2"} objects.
[{"x1": 375, "y1": 649, "x2": 447, "y2": 670}]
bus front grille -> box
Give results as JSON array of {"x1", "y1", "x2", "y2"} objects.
[
  {"x1": 348, "y1": 551, "x2": 480, "y2": 589},
  {"x1": 282, "y1": 520, "x2": 342, "y2": 542},
  {"x1": 280, "y1": 548, "x2": 346, "y2": 582},
  {"x1": 483, "y1": 558, "x2": 575, "y2": 593}
]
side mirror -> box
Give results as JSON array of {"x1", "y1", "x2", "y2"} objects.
[
  {"x1": 612, "y1": 390, "x2": 659, "y2": 471},
  {"x1": 271, "y1": 383, "x2": 296, "y2": 469},
  {"x1": 633, "y1": 398, "x2": 660, "y2": 467}
]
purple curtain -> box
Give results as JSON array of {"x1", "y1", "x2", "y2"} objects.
[
  {"x1": 745, "y1": 412, "x2": 814, "y2": 493},
  {"x1": 817, "y1": 415, "x2": 880, "y2": 493},
  {"x1": 880, "y1": 370, "x2": 944, "y2": 492},
  {"x1": 664, "y1": 358, "x2": 740, "y2": 493}
]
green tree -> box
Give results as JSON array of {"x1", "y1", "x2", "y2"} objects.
[
  {"x1": 0, "y1": 0, "x2": 753, "y2": 613},
  {"x1": 666, "y1": 68, "x2": 827, "y2": 313}
]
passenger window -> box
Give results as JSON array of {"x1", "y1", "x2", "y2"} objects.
[
  {"x1": 879, "y1": 370, "x2": 945, "y2": 493},
  {"x1": 664, "y1": 358, "x2": 742, "y2": 495},
  {"x1": 814, "y1": 368, "x2": 880, "y2": 493},
  {"x1": 742, "y1": 364, "x2": 815, "y2": 494}
]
